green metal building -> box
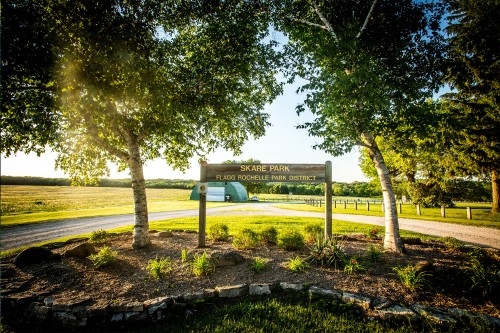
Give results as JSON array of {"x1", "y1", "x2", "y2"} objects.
[{"x1": 189, "y1": 182, "x2": 248, "y2": 202}]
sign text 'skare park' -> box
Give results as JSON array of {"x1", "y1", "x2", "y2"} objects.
[{"x1": 204, "y1": 164, "x2": 327, "y2": 183}]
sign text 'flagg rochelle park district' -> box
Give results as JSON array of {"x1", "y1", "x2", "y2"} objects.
[{"x1": 204, "y1": 164, "x2": 327, "y2": 183}]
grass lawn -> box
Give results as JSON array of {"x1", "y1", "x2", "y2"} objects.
[
  {"x1": 275, "y1": 202, "x2": 500, "y2": 229},
  {"x1": 134, "y1": 292, "x2": 492, "y2": 333}
]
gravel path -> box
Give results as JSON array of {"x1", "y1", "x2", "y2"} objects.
[{"x1": 1, "y1": 203, "x2": 499, "y2": 250}]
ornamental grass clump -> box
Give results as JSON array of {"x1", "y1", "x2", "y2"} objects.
[
  {"x1": 367, "y1": 244, "x2": 383, "y2": 262},
  {"x1": 192, "y1": 252, "x2": 216, "y2": 277},
  {"x1": 392, "y1": 264, "x2": 431, "y2": 291},
  {"x1": 181, "y1": 248, "x2": 189, "y2": 263},
  {"x1": 88, "y1": 246, "x2": 118, "y2": 268},
  {"x1": 146, "y1": 256, "x2": 173, "y2": 280},
  {"x1": 207, "y1": 223, "x2": 230, "y2": 242},
  {"x1": 89, "y1": 229, "x2": 109, "y2": 244},
  {"x1": 277, "y1": 229, "x2": 304, "y2": 251},
  {"x1": 249, "y1": 257, "x2": 269, "y2": 273},
  {"x1": 343, "y1": 256, "x2": 365, "y2": 275},
  {"x1": 286, "y1": 256, "x2": 309, "y2": 273},
  {"x1": 466, "y1": 248, "x2": 500, "y2": 297}
]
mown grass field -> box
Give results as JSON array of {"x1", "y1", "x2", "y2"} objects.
[
  {"x1": 275, "y1": 200, "x2": 500, "y2": 229},
  {"x1": 0, "y1": 186, "x2": 228, "y2": 227},
  {"x1": 1, "y1": 185, "x2": 498, "y2": 230}
]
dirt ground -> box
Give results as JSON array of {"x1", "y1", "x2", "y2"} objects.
[{"x1": 1, "y1": 231, "x2": 499, "y2": 319}]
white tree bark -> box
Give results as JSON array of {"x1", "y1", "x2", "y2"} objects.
[
  {"x1": 127, "y1": 140, "x2": 150, "y2": 249},
  {"x1": 361, "y1": 132, "x2": 405, "y2": 253}
]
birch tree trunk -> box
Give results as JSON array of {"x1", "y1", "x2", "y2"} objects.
[
  {"x1": 361, "y1": 133, "x2": 405, "y2": 253},
  {"x1": 127, "y1": 140, "x2": 150, "y2": 249},
  {"x1": 492, "y1": 169, "x2": 500, "y2": 214}
]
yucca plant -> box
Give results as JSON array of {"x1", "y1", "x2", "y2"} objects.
[{"x1": 306, "y1": 233, "x2": 346, "y2": 269}]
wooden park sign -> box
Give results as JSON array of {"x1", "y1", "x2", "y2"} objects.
[{"x1": 197, "y1": 161, "x2": 333, "y2": 247}]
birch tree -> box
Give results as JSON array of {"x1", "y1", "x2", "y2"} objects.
[
  {"x1": 278, "y1": 0, "x2": 445, "y2": 252},
  {"x1": 2, "y1": 0, "x2": 282, "y2": 248}
]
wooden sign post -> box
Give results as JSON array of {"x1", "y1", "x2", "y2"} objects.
[{"x1": 198, "y1": 161, "x2": 333, "y2": 247}]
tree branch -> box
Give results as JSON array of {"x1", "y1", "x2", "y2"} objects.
[
  {"x1": 311, "y1": 0, "x2": 338, "y2": 41},
  {"x1": 356, "y1": 0, "x2": 378, "y2": 38},
  {"x1": 287, "y1": 16, "x2": 329, "y2": 31}
]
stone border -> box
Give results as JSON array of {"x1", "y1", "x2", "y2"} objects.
[{"x1": 2, "y1": 282, "x2": 499, "y2": 331}]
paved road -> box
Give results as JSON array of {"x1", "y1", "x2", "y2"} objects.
[{"x1": 1, "y1": 203, "x2": 499, "y2": 250}]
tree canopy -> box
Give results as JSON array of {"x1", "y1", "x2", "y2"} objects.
[
  {"x1": 2, "y1": 0, "x2": 283, "y2": 248},
  {"x1": 276, "y1": 0, "x2": 446, "y2": 252},
  {"x1": 442, "y1": 0, "x2": 500, "y2": 213}
]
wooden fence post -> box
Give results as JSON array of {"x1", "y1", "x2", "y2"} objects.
[
  {"x1": 416, "y1": 204, "x2": 421, "y2": 216},
  {"x1": 398, "y1": 203, "x2": 402, "y2": 214},
  {"x1": 467, "y1": 207, "x2": 472, "y2": 220},
  {"x1": 441, "y1": 205, "x2": 446, "y2": 218},
  {"x1": 354, "y1": 201, "x2": 357, "y2": 210},
  {"x1": 366, "y1": 202, "x2": 370, "y2": 211}
]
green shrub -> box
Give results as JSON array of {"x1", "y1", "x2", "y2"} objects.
[
  {"x1": 249, "y1": 257, "x2": 268, "y2": 273},
  {"x1": 260, "y1": 226, "x2": 278, "y2": 245},
  {"x1": 146, "y1": 256, "x2": 173, "y2": 280},
  {"x1": 208, "y1": 223, "x2": 230, "y2": 242},
  {"x1": 89, "y1": 229, "x2": 109, "y2": 244},
  {"x1": 277, "y1": 229, "x2": 305, "y2": 251},
  {"x1": 192, "y1": 252, "x2": 215, "y2": 277},
  {"x1": 392, "y1": 264, "x2": 431, "y2": 291},
  {"x1": 466, "y1": 248, "x2": 500, "y2": 297},
  {"x1": 343, "y1": 256, "x2": 365, "y2": 275},
  {"x1": 367, "y1": 244, "x2": 383, "y2": 262},
  {"x1": 304, "y1": 223, "x2": 323, "y2": 243},
  {"x1": 306, "y1": 233, "x2": 346, "y2": 269},
  {"x1": 233, "y1": 228, "x2": 260, "y2": 250},
  {"x1": 88, "y1": 246, "x2": 118, "y2": 268},
  {"x1": 286, "y1": 256, "x2": 309, "y2": 273}
]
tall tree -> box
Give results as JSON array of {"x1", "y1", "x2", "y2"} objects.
[
  {"x1": 278, "y1": 0, "x2": 445, "y2": 252},
  {"x1": 442, "y1": 0, "x2": 500, "y2": 213},
  {"x1": 1, "y1": 0, "x2": 61, "y2": 155},
  {"x1": 2, "y1": 0, "x2": 283, "y2": 248}
]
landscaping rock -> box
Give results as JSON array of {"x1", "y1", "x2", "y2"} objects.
[
  {"x1": 309, "y1": 286, "x2": 342, "y2": 299},
  {"x1": 249, "y1": 284, "x2": 272, "y2": 296},
  {"x1": 377, "y1": 305, "x2": 416, "y2": 320},
  {"x1": 64, "y1": 243, "x2": 97, "y2": 258},
  {"x1": 342, "y1": 292, "x2": 371, "y2": 310},
  {"x1": 157, "y1": 231, "x2": 173, "y2": 238},
  {"x1": 280, "y1": 282, "x2": 305, "y2": 291},
  {"x1": 211, "y1": 251, "x2": 244, "y2": 267},
  {"x1": 13, "y1": 247, "x2": 61, "y2": 268},
  {"x1": 217, "y1": 284, "x2": 248, "y2": 298},
  {"x1": 411, "y1": 304, "x2": 456, "y2": 326}
]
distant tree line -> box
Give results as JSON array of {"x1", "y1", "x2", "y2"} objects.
[
  {"x1": 1, "y1": 176, "x2": 490, "y2": 202},
  {"x1": 0, "y1": 176, "x2": 197, "y2": 190}
]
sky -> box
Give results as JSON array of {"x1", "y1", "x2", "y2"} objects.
[{"x1": 0, "y1": 81, "x2": 369, "y2": 183}]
